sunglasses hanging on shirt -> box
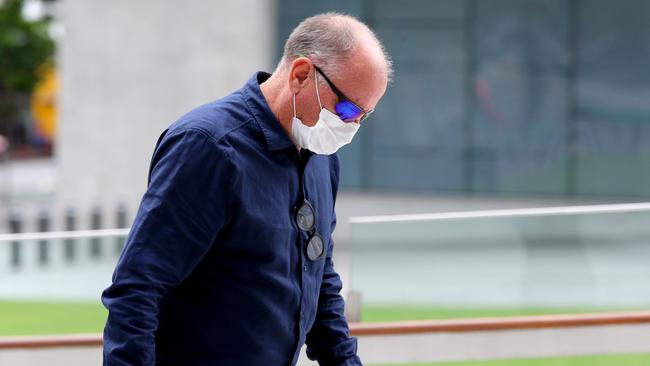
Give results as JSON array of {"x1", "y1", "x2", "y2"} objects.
[{"x1": 294, "y1": 199, "x2": 325, "y2": 261}]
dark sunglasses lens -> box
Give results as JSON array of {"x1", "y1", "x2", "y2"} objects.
[
  {"x1": 296, "y1": 202, "x2": 315, "y2": 231},
  {"x1": 306, "y1": 233, "x2": 324, "y2": 261},
  {"x1": 335, "y1": 100, "x2": 364, "y2": 122}
]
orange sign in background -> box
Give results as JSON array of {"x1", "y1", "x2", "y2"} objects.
[{"x1": 30, "y1": 66, "x2": 57, "y2": 143}]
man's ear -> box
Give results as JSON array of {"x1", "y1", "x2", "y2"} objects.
[{"x1": 288, "y1": 57, "x2": 313, "y2": 95}]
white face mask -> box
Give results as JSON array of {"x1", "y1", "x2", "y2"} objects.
[{"x1": 290, "y1": 71, "x2": 360, "y2": 155}]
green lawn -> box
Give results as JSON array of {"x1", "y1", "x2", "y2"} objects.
[
  {"x1": 0, "y1": 301, "x2": 648, "y2": 365},
  {"x1": 1, "y1": 301, "x2": 627, "y2": 336},
  {"x1": 0, "y1": 300, "x2": 107, "y2": 336},
  {"x1": 361, "y1": 304, "x2": 630, "y2": 322},
  {"x1": 374, "y1": 353, "x2": 650, "y2": 366}
]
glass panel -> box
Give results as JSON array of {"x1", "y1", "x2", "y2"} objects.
[
  {"x1": 576, "y1": 0, "x2": 650, "y2": 196},
  {"x1": 0, "y1": 234, "x2": 123, "y2": 300},
  {"x1": 350, "y1": 205, "x2": 650, "y2": 320}
]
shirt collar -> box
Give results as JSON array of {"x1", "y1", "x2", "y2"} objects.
[{"x1": 242, "y1": 71, "x2": 295, "y2": 151}]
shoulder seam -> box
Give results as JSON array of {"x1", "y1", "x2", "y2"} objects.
[
  {"x1": 173, "y1": 119, "x2": 254, "y2": 148},
  {"x1": 167, "y1": 126, "x2": 238, "y2": 215}
]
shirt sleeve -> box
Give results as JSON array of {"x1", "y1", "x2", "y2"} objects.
[
  {"x1": 305, "y1": 154, "x2": 363, "y2": 366},
  {"x1": 102, "y1": 127, "x2": 233, "y2": 365}
]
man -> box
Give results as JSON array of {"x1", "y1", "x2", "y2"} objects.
[{"x1": 102, "y1": 12, "x2": 392, "y2": 366}]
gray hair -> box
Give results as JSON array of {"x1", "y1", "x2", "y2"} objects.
[{"x1": 279, "y1": 12, "x2": 393, "y2": 83}]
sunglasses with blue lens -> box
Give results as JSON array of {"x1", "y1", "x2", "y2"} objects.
[{"x1": 313, "y1": 65, "x2": 373, "y2": 123}]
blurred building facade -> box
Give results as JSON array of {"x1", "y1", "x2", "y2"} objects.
[
  {"x1": 281, "y1": 0, "x2": 650, "y2": 198},
  {"x1": 3, "y1": 0, "x2": 650, "y2": 232},
  {"x1": 53, "y1": 0, "x2": 276, "y2": 229}
]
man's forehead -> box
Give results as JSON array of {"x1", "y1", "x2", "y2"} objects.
[{"x1": 336, "y1": 58, "x2": 387, "y2": 111}]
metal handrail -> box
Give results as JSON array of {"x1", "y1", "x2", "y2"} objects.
[
  {"x1": 2, "y1": 310, "x2": 650, "y2": 349},
  {"x1": 350, "y1": 201, "x2": 650, "y2": 223}
]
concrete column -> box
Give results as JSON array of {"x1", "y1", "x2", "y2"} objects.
[{"x1": 56, "y1": 0, "x2": 277, "y2": 218}]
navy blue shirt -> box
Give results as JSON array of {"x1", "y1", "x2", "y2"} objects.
[{"x1": 102, "y1": 72, "x2": 361, "y2": 366}]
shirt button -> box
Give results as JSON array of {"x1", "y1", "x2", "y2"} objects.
[
  {"x1": 300, "y1": 310, "x2": 304, "y2": 318},
  {"x1": 303, "y1": 265, "x2": 307, "y2": 272}
]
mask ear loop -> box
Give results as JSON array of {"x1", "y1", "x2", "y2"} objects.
[
  {"x1": 314, "y1": 70, "x2": 323, "y2": 110},
  {"x1": 292, "y1": 93, "x2": 297, "y2": 118}
]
